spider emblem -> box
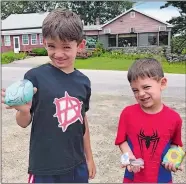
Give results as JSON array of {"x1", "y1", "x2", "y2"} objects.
[{"x1": 138, "y1": 129, "x2": 160, "y2": 157}]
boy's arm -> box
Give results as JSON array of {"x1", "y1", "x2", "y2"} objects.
[
  {"x1": 16, "y1": 111, "x2": 32, "y2": 128},
  {"x1": 83, "y1": 114, "x2": 93, "y2": 161},
  {"x1": 119, "y1": 141, "x2": 135, "y2": 159},
  {"x1": 83, "y1": 114, "x2": 96, "y2": 179}
]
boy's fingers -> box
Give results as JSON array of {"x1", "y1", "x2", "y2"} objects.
[
  {"x1": 6, "y1": 106, "x2": 14, "y2": 109},
  {"x1": 1, "y1": 88, "x2": 6, "y2": 92},
  {"x1": 1, "y1": 91, "x2": 6, "y2": 97},
  {"x1": 127, "y1": 165, "x2": 132, "y2": 172},
  {"x1": 33, "y1": 87, "x2": 37, "y2": 94}
]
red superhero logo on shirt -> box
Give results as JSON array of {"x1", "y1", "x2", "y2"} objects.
[{"x1": 53, "y1": 91, "x2": 83, "y2": 132}]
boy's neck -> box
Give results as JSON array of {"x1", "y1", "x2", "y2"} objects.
[
  {"x1": 49, "y1": 62, "x2": 74, "y2": 74},
  {"x1": 140, "y1": 102, "x2": 164, "y2": 115}
]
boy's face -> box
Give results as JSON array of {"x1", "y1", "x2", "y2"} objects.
[
  {"x1": 130, "y1": 77, "x2": 167, "y2": 112},
  {"x1": 44, "y1": 37, "x2": 81, "y2": 72}
]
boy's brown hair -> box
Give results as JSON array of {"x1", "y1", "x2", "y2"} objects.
[
  {"x1": 42, "y1": 8, "x2": 83, "y2": 44},
  {"x1": 127, "y1": 58, "x2": 164, "y2": 83}
]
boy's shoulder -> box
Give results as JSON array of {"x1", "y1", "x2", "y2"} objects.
[
  {"x1": 25, "y1": 63, "x2": 49, "y2": 76},
  {"x1": 163, "y1": 104, "x2": 182, "y2": 122},
  {"x1": 120, "y1": 104, "x2": 139, "y2": 115}
]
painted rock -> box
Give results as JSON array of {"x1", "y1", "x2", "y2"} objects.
[
  {"x1": 5, "y1": 79, "x2": 34, "y2": 106},
  {"x1": 163, "y1": 146, "x2": 185, "y2": 168}
]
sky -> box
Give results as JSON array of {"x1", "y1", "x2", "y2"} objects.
[{"x1": 134, "y1": 1, "x2": 180, "y2": 22}]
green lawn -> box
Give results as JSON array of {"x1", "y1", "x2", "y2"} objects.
[{"x1": 75, "y1": 57, "x2": 186, "y2": 74}]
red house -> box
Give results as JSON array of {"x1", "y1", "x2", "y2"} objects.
[{"x1": 1, "y1": 8, "x2": 172, "y2": 53}]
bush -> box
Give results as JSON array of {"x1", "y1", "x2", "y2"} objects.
[
  {"x1": 92, "y1": 41, "x2": 105, "y2": 57},
  {"x1": 171, "y1": 35, "x2": 186, "y2": 54},
  {"x1": 76, "y1": 50, "x2": 93, "y2": 59},
  {"x1": 181, "y1": 48, "x2": 186, "y2": 55},
  {"x1": 2, "y1": 51, "x2": 27, "y2": 64},
  {"x1": 32, "y1": 48, "x2": 48, "y2": 56}
]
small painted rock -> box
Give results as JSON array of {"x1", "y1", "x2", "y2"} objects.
[
  {"x1": 121, "y1": 152, "x2": 130, "y2": 165},
  {"x1": 5, "y1": 79, "x2": 34, "y2": 106},
  {"x1": 130, "y1": 158, "x2": 144, "y2": 166},
  {"x1": 163, "y1": 146, "x2": 185, "y2": 168}
]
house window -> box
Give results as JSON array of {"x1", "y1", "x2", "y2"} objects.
[
  {"x1": 108, "y1": 35, "x2": 116, "y2": 47},
  {"x1": 148, "y1": 33, "x2": 158, "y2": 46},
  {"x1": 39, "y1": 34, "x2": 43, "y2": 44},
  {"x1": 85, "y1": 35, "x2": 98, "y2": 48},
  {"x1": 4, "y1": 35, "x2": 11, "y2": 46},
  {"x1": 118, "y1": 34, "x2": 137, "y2": 47},
  {"x1": 31, "y1": 34, "x2": 37, "y2": 45},
  {"x1": 159, "y1": 32, "x2": 168, "y2": 46},
  {"x1": 130, "y1": 12, "x2": 135, "y2": 18},
  {"x1": 22, "y1": 34, "x2": 29, "y2": 45}
]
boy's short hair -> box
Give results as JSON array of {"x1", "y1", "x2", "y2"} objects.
[
  {"x1": 127, "y1": 58, "x2": 164, "y2": 83},
  {"x1": 42, "y1": 8, "x2": 83, "y2": 44}
]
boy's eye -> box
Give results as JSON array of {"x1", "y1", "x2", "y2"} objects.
[
  {"x1": 132, "y1": 90, "x2": 138, "y2": 93},
  {"x1": 64, "y1": 46, "x2": 71, "y2": 49},
  {"x1": 48, "y1": 45, "x2": 55, "y2": 48},
  {"x1": 144, "y1": 86, "x2": 150, "y2": 89}
]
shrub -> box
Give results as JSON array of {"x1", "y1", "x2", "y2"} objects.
[
  {"x1": 2, "y1": 51, "x2": 27, "y2": 64},
  {"x1": 32, "y1": 48, "x2": 48, "y2": 56},
  {"x1": 76, "y1": 50, "x2": 93, "y2": 59},
  {"x1": 181, "y1": 48, "x2": 186, "y2": 55}
]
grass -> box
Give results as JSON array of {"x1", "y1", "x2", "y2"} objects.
[
  {"x1": 2, "y1": 51, "x2": 27, "y2": 64},
  {"x1": 75, "y1": 56, "x2": 186, "y2": 74}
]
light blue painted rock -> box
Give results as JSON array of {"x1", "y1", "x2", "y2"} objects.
[{"x1": 5, "y1": 79, "x2": 34, "y2": 106}]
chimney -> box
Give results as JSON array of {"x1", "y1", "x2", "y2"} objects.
[{"x1": 96, "y1": 18, "x2": 100, "y2": 25}]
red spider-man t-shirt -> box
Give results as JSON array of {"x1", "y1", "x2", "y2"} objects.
[{"x1": 115, "y1": 104, "x2": 183, "y2": 183}]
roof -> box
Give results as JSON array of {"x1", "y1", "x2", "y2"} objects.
[
  {"x1": 2, "y1": 8, "x2": 173, "y2": 33},
  {"x1": 2, "y1": 12, "x2": 49, "y2": 30},
  {"x1": 101, "y1": 8, "x2": 173, "y2": 28}
]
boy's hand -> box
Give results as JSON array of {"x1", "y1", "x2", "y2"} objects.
[
  {"x1": 121, "y1": 153, "x2": 144, "y2": 173},
  {"x1": 87, "y1": 159, "x2": 96, "y2": 179},
  {"x1": 162, "y1": 162, "x2": 183, "y2": 172},
  {"x1": 1, "y1": 87, "x2": 37, "y2": 113}
]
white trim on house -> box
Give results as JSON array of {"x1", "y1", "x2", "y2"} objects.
[
  {"x1": 39, "y1": 34, "x2": 43, "y2": 45},
  {"x1": 101, "y1": 8, "x2": 173, "y2": 28},
  {"x1": 4, "y1": 35, "x2": 11, "y2": 46},
  {"x1": 31, "y1": 34, "x2": 37, "y2": 45},
  {"x1": 2, "y1": 29, "x2": 42, "y2": 35},
  {"x1": 13, "y1": 36, "x2": 20, "y2": 53},
  {"x1": 22, "y1": 34, "x2": 29, "y2": 45}
]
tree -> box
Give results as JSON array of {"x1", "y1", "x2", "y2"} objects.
[
  {"x1": 1, "y1": 1, "x2": 133, "y2": 25},
  {"x1": 1, "y1": 1, "x2": 65, "y2": 20},
  {"x1": 63, "y1": 1, "x2": 133, "y2": 25},
  {"x1": 160, "y1": 2, "x2": 186, "y2": 53},
  {"x1": 160, "y1": 1, "x2": 186, "y2": 36}
]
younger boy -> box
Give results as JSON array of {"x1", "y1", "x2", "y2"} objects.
[
  {"x1": 2, "y1": 9, "x2": 96, "y2": 183},
  {"x1": 115, "y1": 58, "x2": 183, "y2": 183}
]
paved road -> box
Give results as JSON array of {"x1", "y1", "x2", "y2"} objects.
[{"x1": 2, "y1": 66, "x2": 185, "y2": 100}]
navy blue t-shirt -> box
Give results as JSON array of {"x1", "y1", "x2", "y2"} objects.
[{"x1": 24, "y1": 63, "x2": 91, "y2": 175}]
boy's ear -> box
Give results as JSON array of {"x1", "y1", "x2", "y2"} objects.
[
  {"x1": 77, "y1": 39, "x2": 86, "y2": 52},
  {"x1": 160, "y1": 77, "x2": 167, "y2": 90},
  {"x1": 43, "y1": 39, "x2": 47, "y2": 49}
]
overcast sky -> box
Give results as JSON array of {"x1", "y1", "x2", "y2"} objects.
[{"x1": 134, "y1": 1, "x2": 180, "y2": 22}]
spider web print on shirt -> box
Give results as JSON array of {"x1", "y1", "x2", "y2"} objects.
[
  {"x1": 137, "y1": 129, "x2": 160, "y2": 158},
  {"x1": 53, "y1": 91, "x2": 83, "y2": 132}
]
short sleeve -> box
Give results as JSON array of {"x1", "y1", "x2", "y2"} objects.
[
  {"x1": 84, "y1": 80, "x2": 91, "y2": 112},
  {"x1": 171, "y1": 115, "x2": 183, "y2": 147},
  {"x1": 23, "y1": 69, "x2": 38, "y2": 115},
  {"x1": 115, "y1": 108, "x2": 128, "y2": 145}
]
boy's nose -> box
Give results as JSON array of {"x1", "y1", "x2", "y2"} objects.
[
  {"x1": 138, "y1": 90, "x2": 145, "y2": 97},
  {"x1": 55, "y1": 50, "x2": 65, "y2": 58}
]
